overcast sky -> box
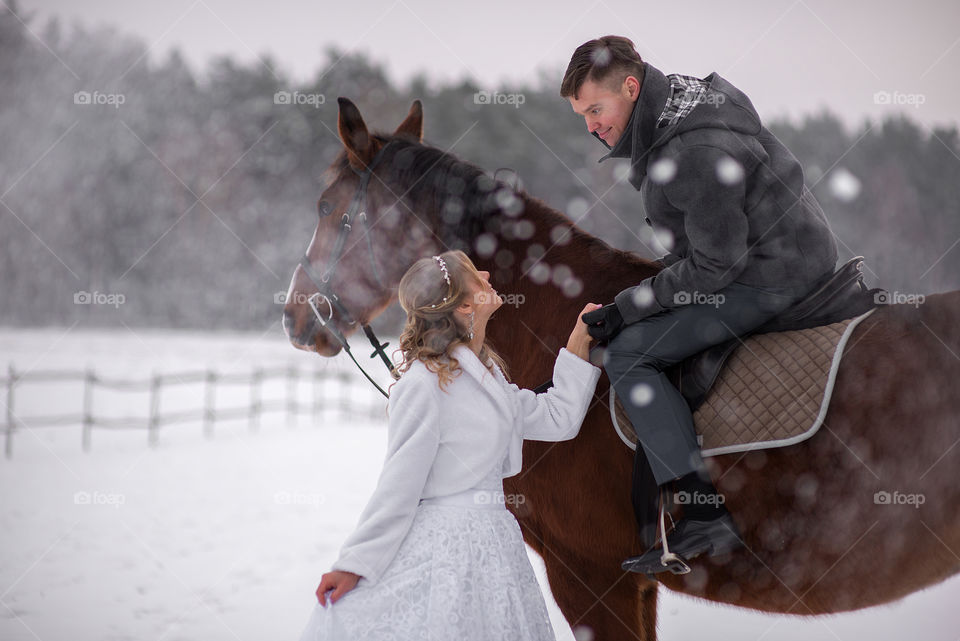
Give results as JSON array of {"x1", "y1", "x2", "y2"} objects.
[{"x1": 18, "y1": 0, "x2": 960, "y2": 131}]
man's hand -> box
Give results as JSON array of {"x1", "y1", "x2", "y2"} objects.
[
  {"x1": 581, "y1": 303, "x2": 624, "y2": 343},
  {"x1": 316, "y1": 570, "x2": 361, "y2": 607}
]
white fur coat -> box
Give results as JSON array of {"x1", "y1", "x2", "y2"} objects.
[{"x1": 330, "y1": 345, "x2": 601, "y2": 584}]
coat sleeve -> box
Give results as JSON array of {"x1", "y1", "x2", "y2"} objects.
[
  {"x1": 506, "y1": 348, "x2": 601, "y2": 442},
  {"x1": 330, "y1": 372, "x2": 441, "y2": 585}
]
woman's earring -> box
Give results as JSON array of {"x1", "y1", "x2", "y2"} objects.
[{"x1": 468, "y1": 311, "x2": 475, "y2": 340}]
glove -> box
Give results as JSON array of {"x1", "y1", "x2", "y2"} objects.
[{"x1": 581, "y1": 303, "x2": 624, "y2": 343}]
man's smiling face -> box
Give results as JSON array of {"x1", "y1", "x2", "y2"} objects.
[{"x1": 567, "y1": 75, "x2": 641, "y2": 147}]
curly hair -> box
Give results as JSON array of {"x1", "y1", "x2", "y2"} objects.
[{"x1": 391, "y1": 250, "x2": 509, "y2": 391}]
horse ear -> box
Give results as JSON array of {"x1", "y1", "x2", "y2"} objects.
[
  {"x1": 393, "y1": 100, "x2": 423, "y2": 142},
  {"x1": 337, "y1": 97, "x2": 378, "y2": 169}
]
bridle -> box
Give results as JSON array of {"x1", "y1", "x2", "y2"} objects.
[{"x1": 297, "y1": 143, "x2": 396, "y2": 398}]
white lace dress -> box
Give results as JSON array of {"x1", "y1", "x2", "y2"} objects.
[{"x1": 296, "y1": 456, "x2": 556, "y2": 641}]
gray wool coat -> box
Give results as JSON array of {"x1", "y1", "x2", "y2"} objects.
[{"x1": 596, "y1": 62, "x2": 839, "y2": 323}]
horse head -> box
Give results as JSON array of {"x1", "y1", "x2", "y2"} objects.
[{"x1": 282, "y1": 97, "x2": 434, "y2": 355}]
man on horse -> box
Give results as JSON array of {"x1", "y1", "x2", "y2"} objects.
[{"x1": 562, "y1": 35, "x2": 840, "y2": 574}]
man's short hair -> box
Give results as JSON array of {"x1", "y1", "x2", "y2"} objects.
[{"x1": 560, "y1": 35, "x2": 645, "y2": 100}]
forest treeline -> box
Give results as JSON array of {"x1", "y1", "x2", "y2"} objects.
[{"x1": 2, "y1": 2, "x2": 958, "y2": 333}]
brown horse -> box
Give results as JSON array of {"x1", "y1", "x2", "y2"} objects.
[{"x1": 282, "y1": 98, "x2": 960, "y2": 640}]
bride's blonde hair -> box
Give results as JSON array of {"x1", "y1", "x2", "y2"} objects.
[{"x1": 392, "y1": 250, "x2": 509, "y2": 391}]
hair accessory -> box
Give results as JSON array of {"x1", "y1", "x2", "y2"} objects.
[
  {"x1": 433, "y1": 256, "x2": 451, "y2": 285},
  {"x1": 429, "y1": 255, "x2": 452, "y2": 308}
]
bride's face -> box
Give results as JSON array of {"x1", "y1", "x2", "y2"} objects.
[{"x1": 466, "y1": 270, "x2": 502, "y2": 324}]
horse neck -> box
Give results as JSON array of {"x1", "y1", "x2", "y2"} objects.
[{"x1": 469, "y1": 192, "x2": 656, "y2": 384}]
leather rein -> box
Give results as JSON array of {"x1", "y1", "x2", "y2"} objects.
[{"x1": 298, "y1": 143, "x2": 396, "y2": 398}]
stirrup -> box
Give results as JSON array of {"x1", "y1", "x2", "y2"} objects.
[
  {"x1": 623, "y1": 488, "x2": 693, "y2": 577},
  {"x1": 656, "y1": 490, "x2": 691, "y2": 575}
]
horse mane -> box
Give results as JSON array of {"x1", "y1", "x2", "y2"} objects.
[{"x1": 351, "y1": 133, "x2": 629, "y2": 264}]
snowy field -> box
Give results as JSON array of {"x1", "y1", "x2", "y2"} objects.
[{"x1": 1, "y1": 327, "x2": 958, "y2": 641}]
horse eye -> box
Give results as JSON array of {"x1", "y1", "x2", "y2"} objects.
[{"x1": 317, "y1": 200, "x2": 333, "y2": 218}]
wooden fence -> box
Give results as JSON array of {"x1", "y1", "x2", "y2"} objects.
[{"x1": 1, "y1": 363, "x2": 387, "y2": 458}]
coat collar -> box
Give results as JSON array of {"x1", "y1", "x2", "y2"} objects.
[
  {"x1": 597, "y1": 61, "x2": 674, "y2": 186},
  {"x1": 451, "y1": 344, "x2": 512, "y2": 418}
]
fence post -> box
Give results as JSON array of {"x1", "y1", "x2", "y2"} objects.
[
  {"x1": 148, "y1": 373, "x2": 161, "y2": 447},
  {"x1": 286, "y1": 365, "x2": 297, "y2": 426},
  {"x1": 82, "y1": 368, "x2": 95, "y2": 452},
  {"x1": 204, "y1": 370, "x2": 216, "y2": 439},
  {"x1": 249, "y1": 367, "x2": 262, "y2": 432},
  {"x1": 5, "y1": 364, "x2": 15, "y2": 459},
  {"x1": 313, "y1": 369, "x2": 322, "y2": 421},
  {"x1": 339, "y1": 371, "x2": 351, "y2": 418}
]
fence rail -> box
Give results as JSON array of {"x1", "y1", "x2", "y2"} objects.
[{"x1": 2, "y1": 363, "x2": 387, "y2": 457}]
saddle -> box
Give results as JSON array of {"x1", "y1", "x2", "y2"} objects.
[
  {"x1": 668, "y1": 256, "x2": 882, "y2": 411},
  {"x1": 532, "y1": 257, "x2": 883, "y2": 552}
]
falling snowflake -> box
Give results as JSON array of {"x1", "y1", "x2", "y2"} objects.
[
  {"x1": 654, "y1": 228, "x2": 674, "y2": 252},
  {"x1": 496, "y1": 188, "x2": 524, "y2": 216},
  {"x1": 550, "y1": 225, "x2": 572, "y2": 245},
  {"x1": 648, "y1": 157, "x2": 677, "y2": 184},
  {"x1": 512, "y1": 219, "x2": 535, "y2": 239},
  {"x1": 630, "y1": 382, "x2": 655, "y2": 406},
  {"x1": 475, "y1": 233, "x2": 497, "y2": 258},
  {"x1": 572, "y1": 624, "x2": 596, "y2": 641},
  {"x1": 715, "y1": 156, "x2": 744, "y2": 185},
  {"x1": 562, "y1": 277, "x2": 584, "y2": 298},
  {"x1": 551, "y1": 264, "x2": 572, "y2": 287},
  {"x1": 442, "y1": 198, "x2": 464, "y2": 225},
  {"x1": 528, "y1": 262, "x2": 550, "y2": 285},
  {"x1": 566, "y1": 196, "x2": 589, "y2": 218},
  {"x1": 630, "y1": 286, "x2": 655, "y2": 308},
  {"x1": 613, "y1": 161, "x2": 632, "y2": 182},
  {"x1": 591, "y1": 47, "x2": 612, "y2": 66},
  {"x1": 806, "y1": 164, "x2": 824, "y2": 183},
  {"x1": 828, "y1": 167, "x2": 861, "y2": 202}
]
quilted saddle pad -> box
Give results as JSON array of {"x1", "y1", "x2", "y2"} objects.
[{"x1": 611, "y1": 308, "x2": 876, "y2": 457}]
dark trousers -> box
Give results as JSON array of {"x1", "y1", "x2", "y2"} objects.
[{"x1": 603, "y1": 281, "x2": 813, "y2": 487}]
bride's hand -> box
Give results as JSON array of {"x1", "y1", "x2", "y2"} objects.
[
  {"x1": 567, "y1": 303, "x2": 601, "y2": 361},
  {"x1": 316, "y1": 570, "x2": 361, "y2": 606}
]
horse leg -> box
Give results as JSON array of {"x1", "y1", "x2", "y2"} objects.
[{"x1": 539, "y1": 547, "x2": 657, "y2": 641}]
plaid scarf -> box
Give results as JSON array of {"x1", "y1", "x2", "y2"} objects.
[{"x1": 656, "y1": 74, "x2": 710, "y2": 129}]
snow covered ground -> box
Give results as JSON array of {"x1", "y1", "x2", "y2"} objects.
[{"x1": 1, "y1": 327, "x2": 958, "y2": 641}]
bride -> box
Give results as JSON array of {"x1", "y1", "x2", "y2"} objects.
[{"x1": 297, "y1": 250, "x2": 601, "y2": 641}]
